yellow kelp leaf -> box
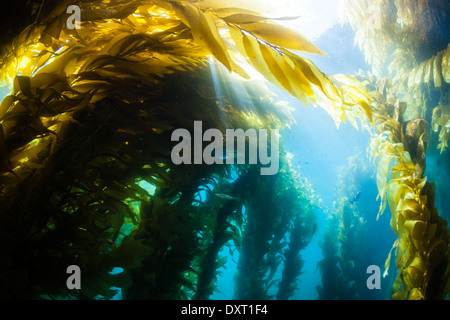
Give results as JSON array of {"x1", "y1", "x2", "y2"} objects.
[
  {"x1": 259, "y1": 43, "x2": 292, "y2": 92},
  {"x1": 416, "y1": 63, "x2": 426, "y2": 86},
  {"x1": 333, "y1": 74, "x2": 373, "y2": 123},
  {"x1": 171, "y1": 1, "x2": 232, "y2": 72},
  {"x1": 442, "y1": 44, "x2": 450, "y2": 83},
  {"x1": 241, "y1": 33, "x2": 280, "y2": 86},
  {"x1": 383, "y1": 239, "x2": 399, "y2": 277},
  {"x1": 404, "y1": 220, "x2": 426, "y2": 241},
  {"x1": 13, "y1": 76, "x2": 33, "y2": 97},
  {"x1": 334, "y1": 74, "x2": 372, "y2": 101},
  {"x1": 390, "y1": 161, "x2": 415, "y2": 178},
  {"x1": 409, "y1": 254, "x2": 426, "y2": 273},
  {"x1": 391, "y1": 288, "x2": 408, "y2": 300},
  {"x1": 287, "y1": 56, "x2": 346, "y2": 124},
  {"x1": 259, "y1": 43, "x2": 314, "y2": 104},
  {"x1": 349, "y1": 94, "x2": 372, "y2": 124},
  {"x1": 403, "y1": 265, "x2": 424, "y2": 289},
  {"x1": 235, "y1": 20, "x2": 328, "y2": 56},
  {"x1": 407, "y1": 288, "x2": 424, "y2": 300},
  {"x1": 433, "y1": 51, "x2": 443, "y2": 88},
  {"x1": 194, "y1": 0, "x2": 274, "y2": 14},
  {"x1": 375, "y1": 145, "x2": 396, "y2": 214},
  {"x1": 397, "y1": 199, "x2": 422, "y2": 215},
  {"x1": 0, "y1": 96, "x2": 20, "y2": 118},
  {"x1": 391, "y1": 280, "x2": 407, "y2": 300},
  {"x1": 423, "y1": 58, "x2": 433, "y2": 84},
  {"x1": 221, "y1": 13, "x2": 271, "y2": 24}
]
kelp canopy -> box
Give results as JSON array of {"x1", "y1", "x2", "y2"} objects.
[{"x1": 0, "y1": 0, "x2": 449, "y2": 300}]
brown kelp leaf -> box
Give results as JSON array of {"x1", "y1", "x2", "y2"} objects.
[{"x1": 14, "y1": 76, "x2": 33, "y2": 98}]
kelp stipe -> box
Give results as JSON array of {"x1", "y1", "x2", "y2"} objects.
[
  {"x1": 232, "y1": 156, "x2": 319, "y2": 300},
  {"x1": 360, "y1": 74, "x2": 450, "y2": 300}
]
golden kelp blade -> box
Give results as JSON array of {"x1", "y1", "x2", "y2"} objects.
[
  {"x1": 171, "y1": 1, "x2": 233, "y2": 72},
  {"x1": 226, "y1": 19, "x2": 328, "y2": 56}
]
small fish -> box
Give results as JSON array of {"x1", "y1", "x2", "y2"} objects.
[
  {"x1": 214, "y1": 193, "x2": 238, "y2": 201},
  {"x1": 350, "y1": 191, "x2": 361, "y2": 204}
]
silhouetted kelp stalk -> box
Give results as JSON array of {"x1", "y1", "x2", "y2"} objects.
[
  {"x1": 231, "y1": 156, "x2": 318, "y2": 300},
  {"x1": 317, "y1": 156, "x2": 386, "y2": 300}
]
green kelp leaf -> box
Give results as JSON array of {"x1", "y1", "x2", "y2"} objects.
[{"x1": 106, "y1": 239, "x2": 152, "y2": 269}]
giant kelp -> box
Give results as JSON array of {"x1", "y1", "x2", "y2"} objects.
[
  {"x1": 339, "y1": 0, "x2": 450, "y2": 299},
  {"x1": 360, "y1": 73, "x2": 450, "y2": 299},
  {"x1": 1, "y1": 0, "x2": 448, "y2": 300},
  {"x1": 0, "y1": 0, "x2": 332, "y2": 299}
]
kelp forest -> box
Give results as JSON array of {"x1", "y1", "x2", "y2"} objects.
[{"x1": 0, "y1": 0, "x2": 449, "y2": 300}]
